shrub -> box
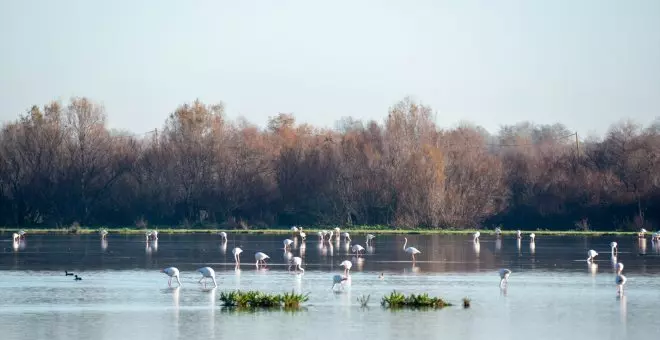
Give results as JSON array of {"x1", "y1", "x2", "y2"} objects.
[{"x1": 381, "y1": 290, "x2": 454, "y2": 309}]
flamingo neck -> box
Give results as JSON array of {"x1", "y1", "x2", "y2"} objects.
[{"x1": 403, "y1": 238, "x2": 408, "y2": 251}]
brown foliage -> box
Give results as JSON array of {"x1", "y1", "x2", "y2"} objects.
[{"x1": 1, "y1": 97, "x2": 659, "y2": 230}]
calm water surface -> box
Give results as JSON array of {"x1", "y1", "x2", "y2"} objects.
[{"x1": 1, "y1": 233, "x2": 660, "y2": 340}]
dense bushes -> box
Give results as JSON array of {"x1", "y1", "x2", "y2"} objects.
[{"x1": 1, "y1": 97, "x2": 658, "y2": 230}]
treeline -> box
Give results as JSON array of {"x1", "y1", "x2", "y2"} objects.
[{"x1": 0, "y1": 97, "x2": 658, "y2": 231}]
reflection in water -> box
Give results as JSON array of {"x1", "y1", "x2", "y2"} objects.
[
  {"x1": 517, "y1": 239, "x2": 522, "y2": 256},
  {"x1": 220, "y1": 242, "x2": 227, "y2": 254},
  {"x1": 18, "y1": 240, "x2": 26, "y2": 250},
  {"x1": 283, "y1": 251, "x2": 293, "y2": 261},
  {"x1": 638, "y1": 239, "x2": 647, "y2": 254},
  {"x1": 299, "y1": 242, "x2": 306, "y2": 258},
  {"x1": 588, "y1": 262, "x2": 598, "y2": 276},
  {"x1": 327, "y1": 243, "x2": 334, "y2": 257},
  {"x1": 495, "y1": 238, "x2": 502, "y2": 252},
  {"x1": 366, "y1": 245, "x2": 375, "y2": 254},
  {"x1": 354, "y1": 257, "x2": 365, "y2": 271},
  {"x1": 101, "y1": 239, "x2": 108, "y2": 251},
  {"x1": 12, "y1": 240, "x2": 19, "y2": 252},
  {"x1": 343, "y1": 242, "x2": 350, "y2": 254},
  {"x1": 530, "y1": 241, "x2": 536, "y2": 255},
  {"x1": 611, "y1": 255, "x2": 618, "y2": 271},
  {"x1": 473, "y1": 241, "x2": 480, "y2": 257},
  {"x1": 619, "y1": 295, "x2": 627, "y2": 326}
]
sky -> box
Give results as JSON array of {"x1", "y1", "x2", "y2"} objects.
[{"x1": 1, "y1": 0, "x2": 659, "y2": 138}]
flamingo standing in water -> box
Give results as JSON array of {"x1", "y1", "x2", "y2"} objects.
[
  {"x1": 334, "y1": 228, "x2": 341, "y2": 240},
  {"x1": 340, "y1": 260, "x2": 352, "y2": 276},
  {"x1": 162, "y1": 267, "x2": 182, "y2": 287},
  {"x1": 610, "y1": 242, "x2": 618, "y2": 256},
  {"x1": 530, "y1": 233, "x2": 536, "y2": 242},
  {"x1": 299, "y1": 231, "x2": 306, "y2": 241},
  {"x1": 219, "y1": 232, "x2": 227, "y2": 242},
  {"x1": 283, "y1": 239, "x2": 294, "y2": 250},
  {"x1": 615, "y1": 262, "x2": 627, "y2": 296},
  {"x1": 365, "y1": 234, "x2": 375, "y2": 245},
  {"x1": 332, "y1": 274, "x2": 348, "y2": 290},
  {"x1": 402, "y1": 238, "x2": 421, "y2": 262},
  {"x1": 473, "y1": 231, "x2": 481, "y2": 242},
  {"x1": 18, "y1": 230, "x2": 26, "y2": 239},
  {"x1": 495, "y1": 227, "x2": 502, "y2": 237},
  {"x1": 351, "y1": 244, "x2": 365, "y2": 257},
  {"x1": 499, "y1": 268, "x2": 511, "y2": 288},
  {"x1": 341, "y1": 232, "x2": 351, "y2": 242},
  {"x1": 255, "y1": 252, "x2": 270, "y2": 267},
  {"x1": 100, "y1": 229, "x2": 108, "y2": 239},
  {"x1": 291, "y1": 226, "x2": 299, "y2": 235},
  {"x1": 289, "y1": 256, "x2": 305, "y2": 273},
  {"x1": 12, "y1": 233, "x2": 19, "y2": 242},
  {"x1": 587, "y1": 249, "x2": 598, "y2": 262},
  {"x1": 232, "y1": 247, "x2": 243, "y2": 264},
  {"x1": 197, "y1": 267, "x2": 217, "y2": 288},
  {"x1": 516, "y1": 230, "x2": 522, "y2": 239}
]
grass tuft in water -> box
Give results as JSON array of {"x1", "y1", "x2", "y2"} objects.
[
  {"x1": 462, "y1": 297, "x2": 471, "y2": 308},
  {"x1": 357, "y1": 294, "x2": 371, "y2": 308},
  {"x1": 381, "y1": 290, "x2": 454, "y2": 309},
  {"x1": 219, "y1": 290, "x2": 308, "y2": 310}
]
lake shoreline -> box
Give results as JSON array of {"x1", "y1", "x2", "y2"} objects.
[{"x1": 0, "y1": 227, "x2": 640, "y2": 237}]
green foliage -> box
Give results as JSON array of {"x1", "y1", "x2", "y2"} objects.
[
  {"x1": 219, "y1": 290, "x2": 308, "y2": 310},
  {"x1": 381, "y1": 290, "x2": 453, "y2": 309}
]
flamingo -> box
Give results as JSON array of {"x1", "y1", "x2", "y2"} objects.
[
  {"x1": 499, "y1": 268, "x2": 511, "y2": 288},
  {"x1": 530, "y1": 233, "x2": 536, "y2": 242},
  {"x1": 162, "y1": 267, "x2": 182, "y2": 287},
  {"x1": 332, "y1": 274, "x2": 348, "y2": 290},
  {"x1": 341, "y1": 232, "x2": 351, "y2": 242},
  {"x1": 516, "y1": 230, "x2": 522, "y2": 239},
  {"x1": 317, "y1": 231, "x2": 324, "y2": 241},
  {"x1": 610, "y1": 241, "x2": 618, "y2": 256},
  {"x1": 587, "y1": 249, "x2": 598, "y2": 262},
  {"x1": 334, "y1": 227, "x2": 341, "y2": 240},
  {"x1": 283, "y1": 238, "x2": 294, "y2": 250},
  {"x1": 219, "y1": 232, "x2": 227, "y2": 242},
  {"x1": 18, "y1": 230, "x2": 26, "y2": 239},
  {"x1": 197, "y1": 267, "x2": 217, "y2": 288},
  {"x1": 351, "y1": 244, "x2": 365, "y2": 257},
  {"x1": 495, "y1": 227, "x2": 502, "y2": 236},
  {"x1": 340, "y1": 260, "x2": 352, "y2": 276},
  {"x1": 473, "y1": 231, "x2": 481, "y2": 242},
  {"x1": 365, "y1": 234, "x2": 375, "y2": 245},
  {"x1": 638, "y1": 228, "x2": 648, "y2": 238},
  {"x1": 12, "y1": 233, "x2": 19, "y2": 242},
  {"x1": 232, "y1": 247, "x2": 243, "y2": 264},
  {"x1": 255, "y1": 252, "x2": 270, "y2": 267},
  {"x1": 327, "y1": 230, "x2": 334, "y2": 242},
  {"x1": 402, "y1": 237, "x2": 421, "y2": 262},
  {"x1": 289, "y1": 256, "x2": 304, "y2": 273},
  {"x1": 100, "y1": 229, "x2": 108, "y2": 239},
  {"x1": 615, "y1": 262, "x2": 627, "y2": 296},
  {"x1": 291, "y1": 226, "x2": 299, "y2": 235},
  {"x1": 299, "y1": 231, "x2": 306, "y2": 241}
]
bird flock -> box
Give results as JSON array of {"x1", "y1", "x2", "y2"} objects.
[{"x1": 9, "y1": 226, "x2": 651, "y2": 297}]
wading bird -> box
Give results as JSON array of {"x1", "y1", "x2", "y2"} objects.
[
  {"x1": 499, "y1": 268, "x2": 511, "y2": 288},
  {"x1": 340, "y1": 260, "x2": 352, "y2": 276},
  {"x1": 473, "y1": 231, "x2": 481, "y2": 242},
  {"x1": 289, "y1": 256, "x2": 304, "y2": 273},
  {"x1": 332, "y1": 274, "x2": 348, "y2": 290},
  {"x1": 197, "y1": 267, "x2": 217, "y2": 288},
  {"x1": 615, "y1": 262, "x2": 627, "y2": 296},
  {"x1": 351, "y1": 244, "x2": 365, "y2": 257},
  {"x1": 162, "y1": 267, "x2": 182, "y2": 287},
  {"x1": 283, "y1": 239, "x2": 294, "y2": 250},
  {"x1": 233, "y1": 247, "x2": 243, "y2": 264},
  {"x1": 403, "y1": 238, "x2": 421, "y2": 262},
  {"x1": 610, "y1": 241, "x2": 618, "y2": 256},
  {"x1": 219, "y1": 232, "x2": 227, "y2": 242},
  {"x1": 587, "y1": 249, "x2": 598, "y2": 262},
  {"x1": 100, "y1": 229, "x2": 108, "y2": 239},
  {"x1": 255, "y1": 252, "x2": 270, "y2": 267},
  {"x1": 365, "y1": 234, "x2": 375, "y2": 245}
]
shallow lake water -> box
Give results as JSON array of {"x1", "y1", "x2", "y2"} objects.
[{"x1": 1, "y1": 232, "x2": 660, "y2": 340}]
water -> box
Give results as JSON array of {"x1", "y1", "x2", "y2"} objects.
[{"x1": 1, "y1": 233, "x2": 660, "y2": 340}]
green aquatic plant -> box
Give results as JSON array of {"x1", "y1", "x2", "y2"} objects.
[
  {"x1": 381, "y1": 290, "x2": 453, "y2": 309},
  {"x1": 357, "y1": 294, "x2": 371, "y2": 308},
  {"x1": 219, "y1": 290, "x2": 308, "y2": 310}
]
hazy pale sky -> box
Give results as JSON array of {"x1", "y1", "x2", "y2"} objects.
[{"x1": 1, "y1": 0, "x2": 659, "y2": 137}]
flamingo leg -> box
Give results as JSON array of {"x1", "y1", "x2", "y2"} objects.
[{"x1": 168, "y1": 277, "x2": 172, "y2": 287}]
